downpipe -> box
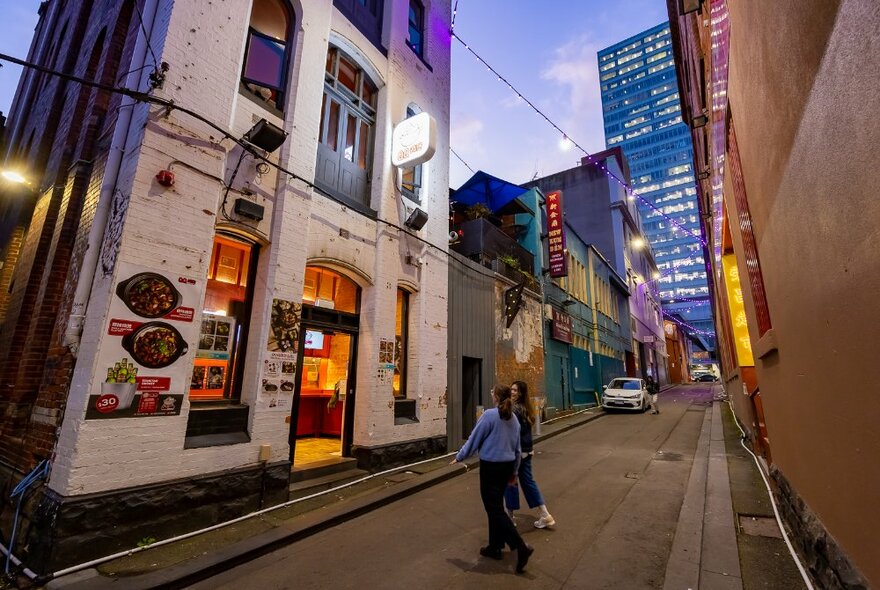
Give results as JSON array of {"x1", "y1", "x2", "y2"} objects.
[{"x1": 61, "y1": 0, "x2": 162, "y2": 356}]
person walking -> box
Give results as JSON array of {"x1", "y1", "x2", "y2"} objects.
[
  {"x1": 451, "y1": 384, "x2": 535, "y2": 574},
  {"x1": 504, "y1": 381, "x2": 556, "y2": 529},
  {"x1": 647, "y1": 375, "x2": 660, "y2": 414}
]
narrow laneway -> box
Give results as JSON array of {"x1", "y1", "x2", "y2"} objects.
[{"x1": 190, "y1": 385, "x2": 716, "y2": 590}]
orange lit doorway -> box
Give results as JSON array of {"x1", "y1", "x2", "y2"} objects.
[{"x1": 290, "y1": 267, "x2": 360, "y2": 467}]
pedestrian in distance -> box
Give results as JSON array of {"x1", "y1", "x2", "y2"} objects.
[
  {"x1": 504, "y1": 380, "x2": 556, "y2": 529},
  {"x1": 647, "y1": 375, "x2": 660, "y2": 414},
  {"x1": 451, "y1": 384, "x2": 535, "y2": 574}
]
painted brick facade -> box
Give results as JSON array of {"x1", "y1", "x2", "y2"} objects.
[{"x1": 0, "y1": 0, "x2": 450, "y2": 570}]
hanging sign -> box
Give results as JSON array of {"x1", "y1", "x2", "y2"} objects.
[
  {"x1": 722, "y1": 254, "x2": 754, "y2": 366},
  {"x1": 391, "y1": 112, "x2": 437, "y2": 167},
  {"x1": 545, "y1": 190, "x2": 568, "y2": 277}
]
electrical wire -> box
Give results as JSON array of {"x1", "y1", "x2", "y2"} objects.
[
  {"x1": 449, "y1": 32, "x2": 707, "y2": 248},
  {"x1": 450, "y1": 147, "x2": 475, "y2": 173},
  {"x1": 723, "y1": 391, "x2": 815, "y2": 590},
  {"x1": 132, "y1": 0, "x2": 160, "y2": 69},
  {"x1": 0, "y1": 52, "x2": 450, "y2": 259}
]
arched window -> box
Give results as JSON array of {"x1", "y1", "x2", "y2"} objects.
[
  {"x1": 315, "y1": 47, "x2": 378, "y2": 209},
  {"x1": 241, "y1": 0, "x2": 293, "y2": 110}
]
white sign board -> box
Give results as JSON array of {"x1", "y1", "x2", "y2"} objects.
[{"x1": 391, "y1": 112, "x2": 437, "y2": 168}]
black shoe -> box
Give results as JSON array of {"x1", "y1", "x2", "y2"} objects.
[
  {"x1": 516, "y1": 544, "x2": 534, "y2": 573},
  {"x1": 480, "y1": 546, "x2": 503, "y2": 560}
]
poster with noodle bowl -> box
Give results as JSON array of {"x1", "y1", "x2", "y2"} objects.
[{"x1": 85, "y1": 262, "x2": 201, "y2": 419}]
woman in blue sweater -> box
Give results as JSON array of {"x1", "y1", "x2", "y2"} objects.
[{"x1": 452, "y1": 384, "x2": 534, "y2": 573}]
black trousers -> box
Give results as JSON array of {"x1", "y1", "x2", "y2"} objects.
[{"x1": 480, "y1": 460, "x2": 525, "y2": 551}]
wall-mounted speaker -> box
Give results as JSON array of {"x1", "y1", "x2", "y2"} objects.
[{"x1": 404, "y1": 207, "x2": 429, "y2": 231}]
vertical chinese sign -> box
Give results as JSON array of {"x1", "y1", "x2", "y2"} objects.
[
  {"x1": 545, "y1": 190, "x2": 568, "y2": 277},
  {"x1": 722, "y1": 254, "x2": 754, "y2": 366}
]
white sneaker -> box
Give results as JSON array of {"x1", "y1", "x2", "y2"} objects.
[{"x1": 534, "y1": 514, "x2": 556, "y2": 529}]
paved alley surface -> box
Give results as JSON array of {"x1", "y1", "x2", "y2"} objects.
[{"x1": 188, "y1": 385, "x2": 726, "y2": 589}]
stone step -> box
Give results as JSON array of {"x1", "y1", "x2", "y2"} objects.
[
  {"x1": 290, "y1": 456, "x2": 359, "y2": 482},
  {"x1": 288, "y1": 467, "x2": 370, "y2": 499}
]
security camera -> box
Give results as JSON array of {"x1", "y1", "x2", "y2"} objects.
[{"x1": 449, "y1": 230, "x2": 460, "y2": 243}]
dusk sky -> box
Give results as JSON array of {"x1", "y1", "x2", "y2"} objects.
[{"x1": 0, "y1": 1, "x2": 669, "y2": 187}]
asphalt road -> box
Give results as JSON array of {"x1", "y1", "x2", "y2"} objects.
[{"x1": 188, "y1": 385, "x2": 715, "y2": 590}]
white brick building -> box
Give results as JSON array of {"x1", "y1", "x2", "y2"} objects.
[{"x1": 0, "y1": 0, "x2": 450, "y2": 571}]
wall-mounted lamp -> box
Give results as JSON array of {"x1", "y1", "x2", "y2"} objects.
[
  {"x1": 243, "y1": 118, "x2": 287, "y2": 153},
  {"x1": 697, "y1": 170, "x2": 710, "y2": 180},
  {"x1": 404, "y1": 207, "x2": 429, "y2": 231},
  {"x1": 691, "y1": 112, "x2": 709, "y2": 129},
  {"x1": 631, "y1": 236, "x2": 646, "y2": 250},
  {"x1": 1, "y1": 170, "x2": 28, "y2": 185}
]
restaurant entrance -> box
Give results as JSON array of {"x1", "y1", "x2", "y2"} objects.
[{"x1": 290, "y1": 267, "x2": 360, "y2": 466}]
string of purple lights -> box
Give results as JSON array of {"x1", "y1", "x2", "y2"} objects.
[
  {"x1": 663, "y1": 311, "x2": 714, "y2": 336},
  {"x1": 449, "y1": 31, "x2": 708, "y2": 248}
]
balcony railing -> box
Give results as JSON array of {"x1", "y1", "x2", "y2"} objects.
[{"x1": 451, "y1": 218, "x2": 536, "y2": 288}]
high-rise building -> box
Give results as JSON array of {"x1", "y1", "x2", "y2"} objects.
[{"x1": 598, "y1": 22, "x2": 714, "y2": 357}]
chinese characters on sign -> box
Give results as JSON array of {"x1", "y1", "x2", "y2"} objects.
[
  {"x1": 545, "y1": 190, "x2": 568, "y2": 278},
  {"x1": 722, "y1": 254, "x2": 754, "y2": 366},
  {"x1": 551, "y1": 309, "x2": 573, "y2": 344}
]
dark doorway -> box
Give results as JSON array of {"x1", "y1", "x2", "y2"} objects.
[{"x1": 461, "y1": 357, "x2": 481, "y2": 438}]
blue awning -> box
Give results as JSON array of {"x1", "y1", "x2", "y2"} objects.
[{"x1": 451, "y1": 171, "x2": 533, "y2": 216}]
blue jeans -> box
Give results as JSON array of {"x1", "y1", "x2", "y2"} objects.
[{"x1": 504, "y1": 454, "x2": 545, "y2": 510}]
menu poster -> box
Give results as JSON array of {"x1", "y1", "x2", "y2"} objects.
[
  {"x1": 268, "y1": 299, "x2": 300, "y2": 354},
  {"x1": 260, "y1": 355, "x2": 295, "y2": 412},
  {"x1": 197, "y1": 313, "x2": 236, "y2": 360},
  {"x1": 86, "y1": 262, "x2": 200, "y2": 420}
]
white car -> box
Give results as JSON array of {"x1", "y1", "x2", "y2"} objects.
[{"x1": 602, "y1": 378, "x2": 650, "y2": 412}]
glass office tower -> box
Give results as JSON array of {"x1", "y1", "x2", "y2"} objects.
[{"x1": 598, "y1": 22, "x2": 715, "y2": 356}]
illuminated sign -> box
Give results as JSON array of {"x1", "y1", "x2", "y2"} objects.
[
  {"x1": 722, "y1": 254, "x2": 754, "y2": 366},
  {"x1": 391, "y1": 112, "x2": 437, "y2": 167},
  {"x1": 545, "y1": 190, "x2": 568, "y2": 277}
]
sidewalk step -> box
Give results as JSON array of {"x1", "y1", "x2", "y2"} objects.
[
  {"x1": 289, "y1": 468, "x2": 370, "y2": 499},
  {"x1": 291, "y1": 457, "x2": 359, "y2": 483}
]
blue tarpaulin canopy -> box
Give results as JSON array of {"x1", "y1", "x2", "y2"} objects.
[{"x1": 451, "y1": 171, "x2": 533, "y2": 216}]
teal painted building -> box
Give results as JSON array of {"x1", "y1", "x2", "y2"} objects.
[{"x1": 513, "y1": 188, "x2": 630, "y2": 414}]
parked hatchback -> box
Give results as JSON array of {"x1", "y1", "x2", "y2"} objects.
[{"x1": 602, "y1": 378, "x2": 649, "y2": 412}]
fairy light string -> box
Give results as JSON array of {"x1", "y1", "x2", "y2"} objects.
[{"x1": 449, "y1": 31, "x2": 707, "y2": 248}]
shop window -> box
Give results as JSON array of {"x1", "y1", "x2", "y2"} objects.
[
  {"x1": 400, "y1": 106, "x2": 423, "y2": 203},
  {"x1": 191, "y1": 236, "x2": 258, "y2": 401},
  {"x1": 407, "y1": 0, "x2": 425, "y2": 57},
  {"x1": 316, "y1": 46, "x2": 378, "y2": 209},
  {"x1": 241, "y1": 0, "x2": 294, "y2": 110},
  {"x1": 393, "y1": 289, "x2": 409, "y2": 399}
]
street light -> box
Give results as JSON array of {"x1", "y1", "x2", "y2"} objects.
[
  {"x1": 631, "y1": 236, "x2": 646, "y2": 250},
  {"x1": 1, "y1": 170, "x2": 28, "y2": 184}
]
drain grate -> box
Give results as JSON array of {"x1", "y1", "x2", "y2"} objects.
[{"x1": 738, "y1": 514, "x2": 783, "y2": 538}]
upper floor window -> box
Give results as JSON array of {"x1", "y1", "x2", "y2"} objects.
[
  {"x1": 334, "y1": 0, "x2": 385, "y2": 53},
  {"x1": 407, "y1": 0, "x2": 425, "y2": 57},
  {"x1": 315, "y1": 47, "x2": 378, "y2": 209},
  {"x1": 241, "y1": 0, "x2": 293, "y2": 110}
]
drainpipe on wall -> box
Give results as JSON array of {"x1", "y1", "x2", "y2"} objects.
[{"x1": 62, "y1": 0, "x2": 161, "y2": 356}]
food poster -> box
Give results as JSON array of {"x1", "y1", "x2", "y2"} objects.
[
  {"x1": 86, "y1": 263, "x2": 201, "y2": 419},
  {"x1": 261, "y1": 299, "x2": 300, "y2": 412}
]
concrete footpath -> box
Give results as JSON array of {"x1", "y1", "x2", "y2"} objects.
[{"x1": 44, "y1": 384, "x2": 808, "y2": 589}]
